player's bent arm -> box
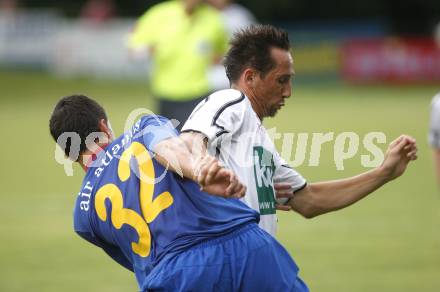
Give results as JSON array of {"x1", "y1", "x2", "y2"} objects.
[
  {"x1": 154, "y1": 134, "x2": 213, "y2": 182},
  {"x1": 179, "y1": 131, "x2": 209, "y2": 158},
  {"x1": 288, "y1": 135, "x2": 418, "y2": 218},
  {"x1": 154, "y1": 135, "x2": 245, "y2": 198},
  {"x1": 153, "y1": 136, "x2": 198, "y2": 181}
]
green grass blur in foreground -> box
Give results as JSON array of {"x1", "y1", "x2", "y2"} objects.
[{"x1": 0, "y1": 71, "x2": 438, "y2": 291}]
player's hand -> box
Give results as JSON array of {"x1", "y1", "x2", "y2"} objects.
[
  {"x1": 196, "y1": 155, "x2": 246, "y2": 198},
  {"x1": 274, "y1": 183, "x2": 293, "y2": 211},
  {"x1": 379, "y1": 135, "x2": 418, "y2": 181}
]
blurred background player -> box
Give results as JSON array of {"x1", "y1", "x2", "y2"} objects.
[
  {"x1": 207, "y1": 0, "x2": 256, "y2": 90},
  {"x1": 207, "y1": 0, "x2": 255, "y2": 37},
  {"x1": 429, "y1": 92, "x2": 440, "y2": 187},
  {"x1": 429, "y1": 22, "x2": 440, "y2": 187},
  {"x1": 127, "y1": 0, "x2": 228, "y2": 130}
]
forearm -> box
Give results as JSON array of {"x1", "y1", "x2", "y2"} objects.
[{"x1": 290, "y1": 167, "x2": 390, "y2": 218}]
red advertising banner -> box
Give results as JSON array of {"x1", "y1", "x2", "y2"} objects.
[{"x1": 341, "y1": 38, "x2": 440, "y2": 83}]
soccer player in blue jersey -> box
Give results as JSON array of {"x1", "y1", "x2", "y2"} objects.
[{"x1": 49, "y1": 95, "x2": 308, "y2": 291}]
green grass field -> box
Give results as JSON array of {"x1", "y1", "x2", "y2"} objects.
[{"x1": 0, "y1": 71, "x2": 439, "y2": 291}]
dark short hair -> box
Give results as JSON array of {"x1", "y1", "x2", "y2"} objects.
[
  {"x1": 49, "y1": 94, "x2": 107, "y2": 160},
  {"x1": 224, "y1": 24, "x2": 290, "y2": 83}
]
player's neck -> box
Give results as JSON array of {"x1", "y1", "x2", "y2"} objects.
[
  {"x1": 78, "y1": 156, "x2": 88, "y2": 172},
  {"x1": 184, "y1": 1, "x2": 199, "y2": 15},
  {"x1": 231, "y1": 84, "x2": 265, "y2": 121},
  {"x1": 78, "y1": 143, "x2": 109, "y2": 172}
]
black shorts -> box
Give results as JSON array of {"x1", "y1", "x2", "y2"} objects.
[{"x1": 157, "y1": 95, "x2": 207, "y2": 131}]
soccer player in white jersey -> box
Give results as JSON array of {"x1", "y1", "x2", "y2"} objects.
[
  {"x1": 429, "y1": 92, "x2": 440, "y2": 186},
  {"x1": 180, "y1": 24, "x2": 418, "y2": 237}
]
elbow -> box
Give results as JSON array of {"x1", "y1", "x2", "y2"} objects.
[
  {"x1": 301, "y1": 210, "x2": 317, "y2": 219},
  {"x1": 295, "y1": 194, "x2": 326, "y2": 219},
  {"x1": 290, "y1": 184, "x2": 331, "y2": 219},
  {"x1": 299, "y1": 207, "x2": 320, "y2": 219}
]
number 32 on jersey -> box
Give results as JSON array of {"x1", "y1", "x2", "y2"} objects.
[{"x1": 94, "y1": 142, "x2": 174, "y2": 257}]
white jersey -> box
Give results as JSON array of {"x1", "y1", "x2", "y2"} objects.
[
  {"x1": 182, "y1": 89, "x2": 306, "y2": 235},
  {"x1": 429, "y1": 93, "x2": 440, "y2": 148}
]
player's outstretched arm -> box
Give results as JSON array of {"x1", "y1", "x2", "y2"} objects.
[{"x1": 282, "y1": 135, "x2": 417, "y2": 218}]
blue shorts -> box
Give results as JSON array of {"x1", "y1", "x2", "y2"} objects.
[{"x1": 142, "y1": 223, "x2": 309, "y2": 292}]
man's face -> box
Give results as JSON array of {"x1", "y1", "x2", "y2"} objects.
[{"x1": 253, "y1": 47, "x2": 294, "y2": 118}]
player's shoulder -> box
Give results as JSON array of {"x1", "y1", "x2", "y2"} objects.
[
  {"x1": 137, "y1": 115, "x2": 179, "y2": 137},
  {"x1": 198, "y1": 2, "x2": 222, "y2": 17},
  {"x1": 206, "y1": 89, "x2": 246, "y2": 109},
  {"x1": 153, "y1": 0, "x2": 178, "y2": 10},
  {"x1": 184, "y1": 89, "x2": 248, "y2": 132},
  {"x1": 193, "y1": 89, "x2": 248, "y2": 121},
  {"x1": 145, "y1": 0, "x2": 179, "y2": 17},
  {"x1": 139, "y1": 114, "x2": 171, "y2": 126}
]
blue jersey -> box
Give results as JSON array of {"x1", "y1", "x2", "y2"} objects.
[{"x1": 73, "y1": 115, "x2": 259, "y2": 287}]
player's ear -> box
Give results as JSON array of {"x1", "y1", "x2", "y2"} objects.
[
  {"x1": 98, "y1": 119, "x2": 114, "y2": 141},
  {"x1": 243, "y1": 68, "x2": 256, "y2": 87}
]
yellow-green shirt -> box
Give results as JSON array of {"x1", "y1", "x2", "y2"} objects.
[{"x1": 128, "y1": 0, "x2": 228, "y2": 100}]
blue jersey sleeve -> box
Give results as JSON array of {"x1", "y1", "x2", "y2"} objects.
[{"x1": 138, "y1": 115, "x2": 178, "y2": 151}]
